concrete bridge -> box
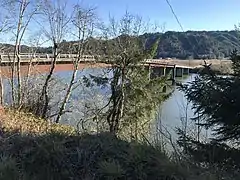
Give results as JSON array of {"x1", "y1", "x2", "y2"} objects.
[
  {"x1": 0, "y1": 53, "x2": 195, "y2": 85},
  {"x1": 0, "y1": 53, "x2": 96, "y2": 65},
  {"x1": 145, "y1": 59, "x2": 195, "y2": 85}
]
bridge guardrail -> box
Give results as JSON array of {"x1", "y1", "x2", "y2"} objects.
[{"x1": 0, "y1": 54, "x2": 96, "y2": 63}]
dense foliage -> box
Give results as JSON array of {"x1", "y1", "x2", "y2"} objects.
[
  {"x1": 0, "y1": 132, "x2": 190, "y2": 180},
  {"x1": 0, "y1": 111, "x2": 187, "y2": 180},
  {"x1": 178, "y1": 50, "x2": 240, "y2": 179},
  {"x1": 181, "y1": 51, "x2": 240, "y2": 141},
  {"x1": 143, "y1": 31, "x2": 240, "y2": 59}
]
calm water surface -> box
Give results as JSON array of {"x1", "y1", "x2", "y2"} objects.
[
  {"x1": 155, "y1": 74, "x2": 210, "y2": 142},
  {"x1": 4, "y1": 67, "x2": 208, "y2": 140},
  {"x1": 55, "y1": 69, "x2": 202, "y2": 139}
]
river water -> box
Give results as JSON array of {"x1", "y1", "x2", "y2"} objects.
[
  {"x1": 54, "y1": 69, "x2": 204, "y2": 140},
  {"x1": 3, "y1": 67, "x2": 209, "y2": 140},
  {"x1": 154, "y1": 74, "x2": 210, "y2": 143}
]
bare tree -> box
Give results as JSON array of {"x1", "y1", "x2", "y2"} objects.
[
  {"x1": 0, "y1": 3, "x2": 11, "y2": 105},
  {"x1": 37, "y1": 0, "x2": 70, "y2": 118},
  {"x1": 55, "y1": 5, "x2": 97, "y2": 123},
  {"x1": 0, "y1": 55, "x2": 4, "y2": 105},
  {"x1": 20, "y1": 32, "x2": 46, "y2": 110},
  {"x1": 1, "y1": 0, "x2": 40, "y2": 106}
]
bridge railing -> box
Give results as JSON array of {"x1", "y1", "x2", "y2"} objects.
[
  {"x1": 0, "y1": 54, "x2": 194, "y2": 69},
  {"x1": 0, "y1": 54, "x2": 96, "y2": 63}
]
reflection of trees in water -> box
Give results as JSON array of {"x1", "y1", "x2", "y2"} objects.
[
  {"x1": 49, "y1": 69, "x2": 111, "y2": 132},
  {"x1": 153, "y1": 74, "x2": 211, "y2": 152},
  {"x1": 2, "y1": 68, "x2": 110, "y2": 132}
]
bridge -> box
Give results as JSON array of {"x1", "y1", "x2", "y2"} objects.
[
  {"x1": 0, "y1": 53, "x2": 203, "y2": 85},
  {"x1": 0, "y1": 53, "x2": 96, "y2": 65},
  {"x1": 144, "y1": 59, "x2": 196, "y2": 85}
]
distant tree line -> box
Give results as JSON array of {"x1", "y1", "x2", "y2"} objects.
[{"x1": 1, "y1": 30, "x2": 240, "y2": 60}]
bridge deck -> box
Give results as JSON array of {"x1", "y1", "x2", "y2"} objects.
[
  {"x1": 0, "y1": 54, "x2": 227, "y2": 69},
  {"x1": 145, "y1": 61, "x2": 193, "y2": 69}
]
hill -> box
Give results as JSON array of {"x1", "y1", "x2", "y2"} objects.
[
  {"x1": 142, "y1": 30, "x2": 240, "y2": 59},
  {"x1": 1, "y1": 30, "x2": 240, "y2": 60}
]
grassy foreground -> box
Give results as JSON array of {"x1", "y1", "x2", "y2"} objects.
[{"x1": 0, "y1": 110, "x2": 214, "y2": 180}]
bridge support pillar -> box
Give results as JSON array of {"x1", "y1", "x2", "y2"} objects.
[
  {"x1": 183, "y1": 68, "x2": 189, "y2": 75},
  {"x1": 176, "y1": 67, "x2": 183, "y2": 77},
  {"x1": 163, "y1": 67, "x2": 166, "y2": 76},
  {"x1": 150, "y1": 67, "x2": 165, "y2": 78},
  {"x1": 165, "y1": 67, "x2": 171, "y2": 76},
  {"x1": 159, "y1": 67, "x2": 165, "y2": 76},
  {"x1": 171, "y1": 65, "x2": 176, "y2": 85}
]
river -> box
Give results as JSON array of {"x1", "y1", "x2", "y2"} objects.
[
  {"x1": 2, "y1": 66, "x2": 209, "y2": 141},
  {"x1": 154, "y1": 74, "x2": 210, "y2": 143},
  {"x1": 54, "y1": 69, "x2": 205, "y2": 141}
]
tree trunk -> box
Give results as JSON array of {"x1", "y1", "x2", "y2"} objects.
[
  {"x1": 11, "y1": 55, "x2": 15, "y2": 105},
  {"x1": 17, "y1": 53, "x2": 22, "y2": 106},
  {"x1": 21, "y1": 55, "x2": 33, "y2": 107},
  {"x1": 55, "y1": 62, "x2": 78, "y2": 123},
  {"x1": 40, "y1": 44, "x2": 58, "y2": 119},
  {"x1": 15, "y1": 0, "x2": 26, "y2": 106},
  {"x1": 106, "y1": 67, "x2": 125, "y2": 135},
  {"x1": 0, "y1": 55, "x2": 3, "y2": 105}
]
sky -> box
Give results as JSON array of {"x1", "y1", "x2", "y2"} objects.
[
  {"x1": 79, "y1": 0, "x2": 240, "y2": 31},
  {"x1": 1, "y1": 0, "x2": 240, "y2": 45}
]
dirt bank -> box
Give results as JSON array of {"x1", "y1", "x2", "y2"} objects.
[{"x1": 0, "y1": 63, "x2": 110, "y2": 78}]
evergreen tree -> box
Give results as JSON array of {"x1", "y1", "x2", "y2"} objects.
[
  {"x1": 83, "y1": 13, "x2": 168, "y2": 138},
  {"x1": 180, "y1": 52, "x2": 240, "y2": 142},
  {"x1": 178, "y1": 50, "x2": 240, "y2": 178}
]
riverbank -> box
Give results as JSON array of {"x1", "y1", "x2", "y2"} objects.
[
  {"x1": 0, "y1": 62, "x2": 110, "y2": 78},
  {"x1": 0, "y1": 109, "x2": 194, "y2": 179},
  {"x1": 189, "y1": 59, "x2": 233, "y2": 75},
  {"x1": 0, "y1": 73, "x2": 221, "y2": 179},
  {"x1": 191, "y1": 64, "x2": 233, "y2": 75}
]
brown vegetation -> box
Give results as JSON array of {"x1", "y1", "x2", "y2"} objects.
[
  {"x1": 0, "y1": 62, "x2": 110, "y2": 78},
  {"x1": 156, "y1": 59, "x2": 232, "y2": 74},
  {"x1": 154, "y1": 59, "x2": 232, "y2": 68},
  {"x1": 1, "y1": 109, "x2": 76, "y2": 135}
]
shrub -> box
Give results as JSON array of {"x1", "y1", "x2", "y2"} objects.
[
  {"x1": 0, "y1": 110, "x2": 218, "y2": 180},
  {"x1": 0, "y1": 131, "x2": 188, "y2": 180}
]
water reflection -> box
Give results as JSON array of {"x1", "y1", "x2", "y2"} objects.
[{"x1": 155, "y1": 74, "x2": 210, "y2": 142}]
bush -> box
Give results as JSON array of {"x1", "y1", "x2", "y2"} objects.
[
  {"x1": 0, "y1": 130, "x2": 189, "y2": 180},
  {"x1": 0, "y1": 110, "x2": 219, "y2": 180}
]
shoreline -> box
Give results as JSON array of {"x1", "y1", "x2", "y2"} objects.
[{"x1": 0, "y1": 62, "x2": 110, "y2": 78}]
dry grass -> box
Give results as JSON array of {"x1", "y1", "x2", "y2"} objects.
[
  {"x1": 154, "y1": 59, "x2": 233, "y2": 74},
  {"x1": 0, "y1": 109, "x2": 190, "y2": 180},
  {"x1": 0, "y1": 109, "x2": 76, "y2": 135},
  {"x1": 154, "y1": 59, "x2": 232, "y2": 68}
]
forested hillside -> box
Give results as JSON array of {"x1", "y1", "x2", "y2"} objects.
[
  {"x1": 142, "y1": 30, "x2": 240, "y2": 59},
  {"x1": 1, "y1": 30, "x2": 239, "y2": 59}
]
